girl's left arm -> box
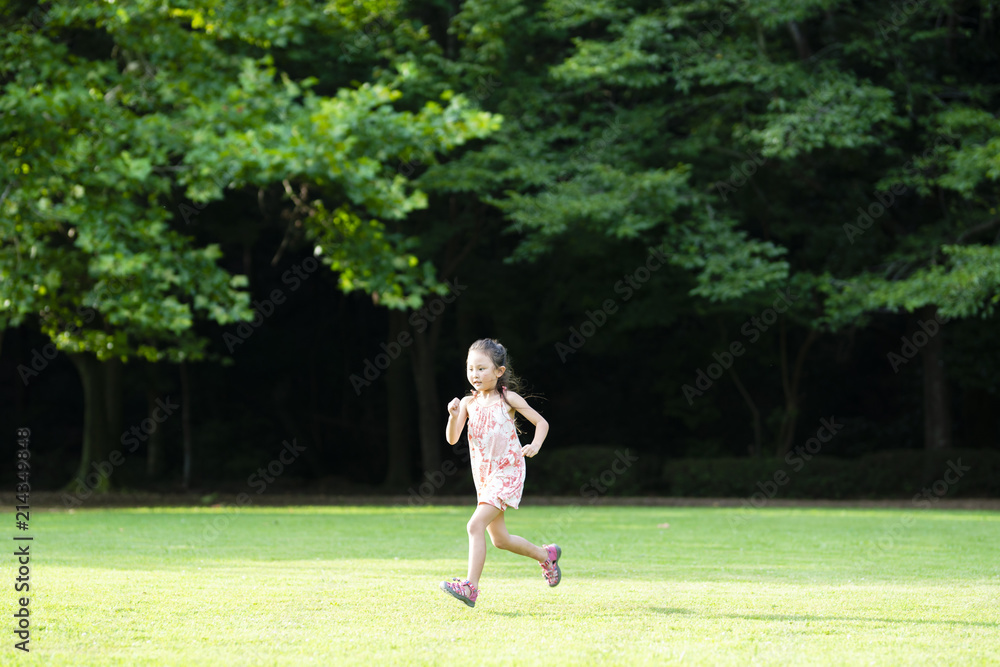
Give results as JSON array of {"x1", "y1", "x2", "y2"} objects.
[{"x1": 506, "y1": 391, "x2": 548, "y2": 458}]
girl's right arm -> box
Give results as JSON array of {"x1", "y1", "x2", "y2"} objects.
[{"x1": 445, "y1": 396, "x2": 471, "y2": 445}]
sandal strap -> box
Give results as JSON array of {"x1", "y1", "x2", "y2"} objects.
[{"x1": 446, "y1": 578, "x2": 477, "y2": 597}]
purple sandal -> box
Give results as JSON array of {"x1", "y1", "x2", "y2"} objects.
[
  {"x1": 440, "y1": 578, "x2": 479, "y2": 607},
  {"x1": 540, "y1": 544, "x2": 562, "y2": 587}
]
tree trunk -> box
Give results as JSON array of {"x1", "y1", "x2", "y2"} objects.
[
  {"x1": 180, "y1": 361, "x2": 193, "y2": 488},
  {"x1": 730, "y1": 366, "x2": 763, "y2": 457},
  {"x1": 310, "y1": 328, "x2": 324, "y2": 458},
  {"x1": 407, "y1": 193, "x2": 474, "y2": 478},
  {"x1": 144, "y1": 362, "x2": 164, "y2": 478},
  {"x1": 718, "y1": 320, "x2": 762, "y2": 456},
  {"x1": 411, "y1": 323, "x2": 442, "y2": 476},
  {"x1": 384, "y1": 310, "x2": 412, "y2": 487},
  {"x1": 105, "y1": 357, "x2": 123, "y2": 449},
  {"x1": 145, "y1": 389, "x2": 164, "y2": 478},
  {"x1": 786, "y1": 20, "x2": 811, "y2": 60},
  {"x1": 68, "y1": 353, "x2": 113, "y2": 490},
  {"x1": 775, "y1": 322, "x2": 818, "y2": 457},
  {"x1": 960, "y1": 387, "x2": 994, "y2": 448},
  {"x1": 946, "y1": 11, "x2": 957, "y2": 63},
  {"x1": 921, "y1": 306, "x2": 951, "y2": 450}
]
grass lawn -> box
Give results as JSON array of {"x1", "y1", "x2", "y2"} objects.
[{"x1": 6, "y1": 503, "x2": 998, "y2": 665}]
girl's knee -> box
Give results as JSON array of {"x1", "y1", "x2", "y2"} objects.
[{"x1": 488, "y1": 531, "x2": 510, "y2": 550}]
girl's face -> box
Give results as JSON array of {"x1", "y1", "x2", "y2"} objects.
[{"x1": 467, "y1": 350, "x2": 505, "y2": 394}]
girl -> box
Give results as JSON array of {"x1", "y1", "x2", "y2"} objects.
[{"x1": 439, "y1": 338, "x2": 561, "y2": 608}]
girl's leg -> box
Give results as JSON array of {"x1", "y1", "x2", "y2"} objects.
[
  {"x1": 466, "y1": 503, "x2": 502, "y2": 588},
  {"x1": 486, "y1": 512, "x2": 548, "y2": 562}
]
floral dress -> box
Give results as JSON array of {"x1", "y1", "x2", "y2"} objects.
[{"x1": 466, "y1": 392, "x2": 525, "y2": 511}]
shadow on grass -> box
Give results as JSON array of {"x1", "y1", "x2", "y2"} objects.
[
  {"x1": 718, "y1": 613, "x2": 997, "y2": 627},
  {"x1": 482, "y1": 610, "x2": 544, "y2": 618},
  {"x1": 648, "y1": 607, "x2": 994, "y2": 627}
]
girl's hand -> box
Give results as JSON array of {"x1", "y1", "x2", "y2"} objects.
[
  {"x1": 505, "y1": 391, "x2": 549, "y2": 458},
  {"x1": 445, "y1": 397, "x2": 469, "y2": 445}
]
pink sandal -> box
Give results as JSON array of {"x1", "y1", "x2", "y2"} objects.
[
  {"x1": 540, "y1": 544, "x2": 562, "y2": 587},
  {"x1": 440, "y1": 578, "x2": 479, "y2": 607}
]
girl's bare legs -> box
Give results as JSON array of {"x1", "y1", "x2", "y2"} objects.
[
  {"x1": 486, "y1": 511, "x2": 548, "y2": 562},
  {"x1": 466, "y1": 503, "x2": 502, "y2": 588}
]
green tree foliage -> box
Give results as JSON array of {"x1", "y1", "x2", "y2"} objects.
[
  {"x1": 508, "y1": 0, "x2": 999, "y2": 451},
  {"x1": 3, "y1": 0, "x2": 998, "y2": 493},
  {"x1": 0, "y1": 0, "x2": 497, "y2": 484},
  {"x1": 415, "y1": 0, "x2": 790, "y2": 303},
  {"x1": 1, "y1": 0, "x2": 498, "y2": 354}
]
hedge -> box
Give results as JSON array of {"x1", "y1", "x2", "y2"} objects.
[{"x1": 517, "y1": 446, "x2": 1000, "y2": 499}]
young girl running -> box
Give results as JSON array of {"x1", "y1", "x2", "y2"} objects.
[{"x1": 439, "y1": 338, "x2": 561, "y2": 608}]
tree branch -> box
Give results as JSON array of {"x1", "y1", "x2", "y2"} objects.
[
  {"x1": 955, "y1": 218, "x2": 1000, "y2": 244},
  {"x1": 0, "y1": 181, "x2": 12, "y2": 209},
  {"x1": 272, "y1": 181, "x2": 314, "y2": 266},
  {"x1": 786, "y1": 20, "x2": 812, "y2": 60},
  {"x1": 720, "y1": 319, "x2": 762, "y2": 456}
]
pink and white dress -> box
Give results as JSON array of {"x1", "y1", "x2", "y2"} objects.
[{"x1": 466, "y1": 392, "x2": 525, "y2": 511}]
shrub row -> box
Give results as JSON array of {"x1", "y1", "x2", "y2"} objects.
[{"x1": 520, "y1": 446, "x2": 1000, "y2": 499}]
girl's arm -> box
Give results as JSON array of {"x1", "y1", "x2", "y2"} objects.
[
  {"x1": 445, "y1": 396, "x2": 471, "y2": 445},
  {"x1": 506, "y1": 391, "x2": 549, "y2": 458}
]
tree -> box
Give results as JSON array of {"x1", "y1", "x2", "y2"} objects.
[
  {"x1": 0, "y1": 0, "x2": 497, "y2": 488},
  {"x1": 362, "y1": 0, "x2": 792, "y2": 471},
  {"x1": 518, "y1": 0, "x2": 1000, "y2": 454}
]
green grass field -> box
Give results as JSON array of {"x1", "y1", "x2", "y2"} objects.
[{"x1": 6, "y1": 504, "x2": 998, "y2": 665}]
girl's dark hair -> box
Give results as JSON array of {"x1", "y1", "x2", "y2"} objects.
[{"x1": 468, "y1": 338, "x2": 524, "y2": 408}]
